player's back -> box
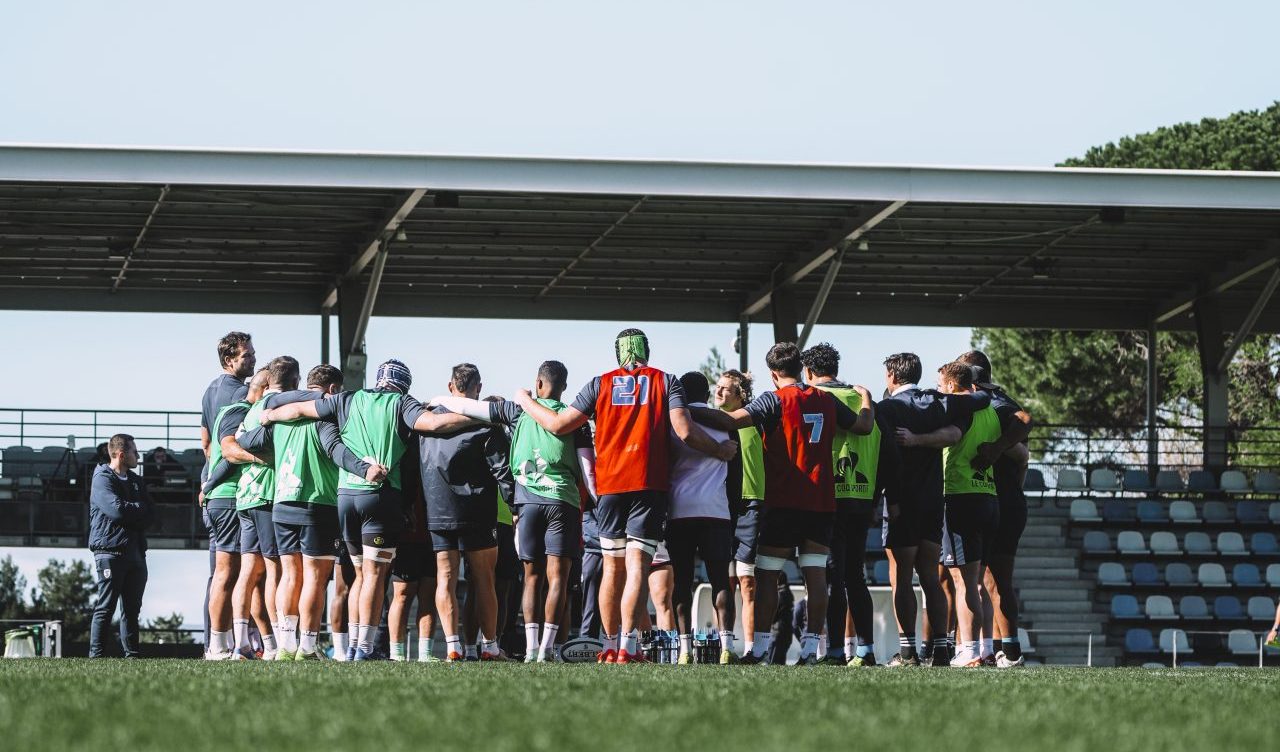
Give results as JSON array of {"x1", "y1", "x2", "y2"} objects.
[
  {"x1": 667, "y1": 403, "x2": 730, "y2": 520},
  {"x1": 592, "y1": 364, "x2": 673, "y2": 495},
  {"x1": 762, "y1": 384, "x2": 837, "y2": 512}
]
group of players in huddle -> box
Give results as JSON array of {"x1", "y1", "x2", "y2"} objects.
[{"x1": 198, "y1": 326, "x2": 1031, "y2": 667}]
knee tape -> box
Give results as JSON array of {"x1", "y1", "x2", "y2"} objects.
[
  {"x1": 601, "y1": 537, "x2": 627, "y2": 559},
  {"x1": 755, "y1": 554, "x2": 787, "y2": 572},
  {"x1": 363, "y1": 545, "x2": 396, "y2": 563},
  {"x1": 626, "y1": 536, "x2": 658, "y2": 558},
  {"x1": 735, "y1": 561, "x2": 756, "y2": 578},
  {"x1": 798, "y1": 553, "x2": 829, "y2": 568}
]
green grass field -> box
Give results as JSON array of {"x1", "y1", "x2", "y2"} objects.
[{"x1": 0, "y1": 661, "x2": 1275, "y2": 751}]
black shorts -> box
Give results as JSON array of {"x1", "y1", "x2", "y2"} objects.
[
  {"x1": 665, "y1": 517, "x2": 733, "y2": 565},
  {"x1": 757, "y1": 507, "x2": 833, "y2": 551},
  {"x1": 430, "y1": 526, "x2": 497, "y2": 552},
  {"x1": 338, "y1": 487, "x2": 404, "y2": 554},
  {"x1": 274, "y1": 506, "x2": 341, "y2": 559},
  {"x1": 496, "y1": 522, "x2": 520, "y2": 580},
  {"x1": 941, "y1": 494, "x2": 1000, "y2": 567},
  {"x1": 989, "y1": 493, "x2": 1027, "y2": 558},
  {"x1": 391, "y1": 540, "x2": 436, "y2": 582},
  {"x1": 731, "y1": 498, "x2": 762, "y2": 564},
  {"x1": 516, "y1": 502, "x2": 583, "y2": 561},
  {"x1": 882, "y1": 496, "x2": 944, "y2": 550},
  {"x1": 205, "y1": 505, "x2": 240, "y2": 554},
  {"x1": 597, "y1": 490, "x2": 666, "y2": 541},
  {"x1": 238, "y1": 507, "x2": 278, "y2": 557}
]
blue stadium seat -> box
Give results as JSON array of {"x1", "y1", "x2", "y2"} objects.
[
  {"x1": 1123, "y1": 470, "x2": 1154, "y2": 493},
  {"x1": 1083, "y1": 530, "x2": 1112, "y2": 553},
  {"x1": 873, "y1": 559, "x2": 889, "y2": 585},
  {"x1": 1056, "y1": 469, "x2": 1087, "y2": 494},
  {"x1": 1071, "y1": 498, "x2": 1100, "y2": 522},
  {"x1": 1125, "y1": 629, "x2": 1158, "y2": 654},
  {"x1": 1213, "y1": 596, "x2": 1244, "y2": 619},
  {"x1": 1202, "y1": 501, "x2": 1232, "y2": 523},
  {"x1": 1159, "y1": 628, "x2": 1190, "y2": 655},
  {"x1": 1136, "y1": 500, "x2": 1167, "y2": 524},
  {"x1": 1236, "y1": 500, "x2": 1265, "y2": 524},
  {"x1": 1252, "y1": 532, "x2": 1279, "y2": 555},
  {"x1": 1111, "y1": 594, "x2": 1141, "y2": 620},
  {"x1": 1090, "y1": 468, "x2": 1122, "y2": 494},
  {"x1": 1198, "y1": 563, "x2": 1229, "y2": 587},
  {"x1": 1247, "y1": 596, "x2": 1275, "y2": 621},
  {"x1": 1269, "y1": 564, "x2": 1280, "y2": 588},
  {"x1": 1149, "y1": 531, "x2": 1180, "y2": 554},
  {"x1": 1228, "y1": 630, "x2": 1258, "y2": 656},
  {"x1": 1219, "y1": 470, "x2": 1251, "y2": 495},
  {"x1": 1254, "y1": 471, "x2": 1280, "y2": 497},
  {"x1": 1023, "y1": 468, "x2": 1047, "y2": 494},
  {"x1": 1097, "y1": 562, "x2": 1128, "y2": 586},
  {"x1": 1184, "y1": 531, "x2": 1213, "y2": 555},
  {"x1": 1169, "y1": 500, "x2": 1198, "y2": 523},
  {"x1": 1144, "y1": 595, "x2": 1175, "y2": 619},
  {"x1": 1155, "y1": 470, "x2": 1185, "y2": 494},
  {"x1": 1103, "y1": 500, "x2": 1134, "y2": 523},
  {"x1": 1164, "y1": 562, "x2": 1194, "y2": 586},
  {"x1": 1217, "y1": 531, "x2": 1247, "y2": 556},
  {"x1": 1188, "y1": 470, "x2": 1218, "y2": 494},
  {"x1": 1178, "y1": 595, "x2": 1210, "y2": 619},
  {"x1": 1117, "y1": 530, "x2": 1147, "y2": 554},
  {"x1": 1234, "y1": 563, "x2": 1263, "y2": 587},
  {"x1": 865, "y1": 528, "x2": 884, "y2": 553},
  {"x1": 1133, "y1": 562, "x2": 1161, "y2": 586}
]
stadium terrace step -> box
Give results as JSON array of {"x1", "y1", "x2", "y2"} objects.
[
  {"x1": 1022, "y1": 600, "x2": 1096, "y2": 613},
  {"x1": 1018, "y1": 555, "x2": 1078, "y2": 568},
  {"x1": 1023, "y1": 523, "x2": 1063, "y2": 537},
  {"x1": 1019, "y1": 568, "x2": 1089, "y2": 579},
  {"x1": 1018, "y1": 504, "x2": 1109, "y2": 666},
  {"x1": 1019, "y1": 535, "x2": 1066, "y2": 548},
  {"x1": 1019, "y1": 586, "x2": 1093, "y2": 599}
]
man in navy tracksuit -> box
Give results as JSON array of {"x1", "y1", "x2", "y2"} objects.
[{"x1": 89, "y1": 433, "x2": 153, "y2": 658}]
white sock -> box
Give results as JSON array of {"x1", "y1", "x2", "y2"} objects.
[
  {"x1": 233, "y1": 619, "x2": 250, "y2": 650},
  {"x1": 418, "y1": 637, "x2": 432, "y2": 660},
  {"x1": 844, "y1": 637, "x2": 856, "y2": 659},
  {"x1": 481, "y1": 638, "x2": 499, "y2": 657},
  {"x1": 356, "y1": 624, "x2": 370, "y2": 653},
  {"x1": 720, "y1": 630, "x2": 735, "y2": 652},
  {"x1": 525, "y1": 623, "x2": 541, "y2": 656},
  {"x1": 391, "y1": 640, "x2": 406, "y2": 661},
  {"x1": 211, "y1": 630, "x2": 232, "y2": 653},
  {"x1": 621, "y1": 629, "x2": 640, "y2": 655},
  {"x1": 603, "y1": 634, "x2": 619, "y2": 653},
  {"x1": 800, "y1": 632, "x2": 820, "y2": 659},
  {"x1": 299, "y1": 631, "x2": 317, "y2": 653},
  {"x1": 262, "y1": 633, "x2": 277, "y2": 653},
  {"x1": 348, "y1": 625, "x2": 358, "y2": 649},
  {"x1": 752, "y1": 632, "x2": 772, "y2": 659},
  {"x1": 280, "y1": 616, "x2": 299, "y2": 652},
  {"x1": 539, "y1": 624, "x2": 559, "y2": 658},
  {"x1": 679, "y1": 634, "x2": 692, "y2": 658},
  {"x1": 446, "y1": 635, "x2": 463, "y2": 658},
  {"x1": 981, "y1": 638, "x2": 994, "y2": 658},
  {"x1": 333, "y1": 632, "x2": 349, "y2": 660},
  {"x1": 965, "y1": 640, "x2": 980, "y2": 657}
]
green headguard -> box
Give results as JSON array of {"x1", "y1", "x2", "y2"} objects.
[{"x1": 614, "y1": 329, "x2": 650, "y2": 371}]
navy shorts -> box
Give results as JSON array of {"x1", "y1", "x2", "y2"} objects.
[
  {"x1": 338, "y1": 487, "x2": 404, "y2": 554},
  {"x1": 274, "y1": 507, "x2": 341, "y2": 559},
  {"x1": 941, "y1": 494, "x2": 1000, "y2": 567},
  {"x1": 665, "y1": 517, "x2": 733, "y2": 565},
  {"x1": 989, "y1": 493, "x2": 1027, "y2": 558},
  {"x1": 597, "y1": 490, "x2": 666, "y2": 542},
  {"x1": 731, "y1": 498, "x2": 761, "y2": 564},
  {"x1": 430, "y1": 526, "x2": 497, "y2": 552},
  {"x1": 238, "y1": 507, "x2": 278, "y2": 557},
  {"x1": 204, "y1": 505, "x2": 240, "y2": 554},
  {"x1": 391, "y1": 540, "x2": 436, "y2": 582},
  {"x1": 516, "y1": 502, "x2": 583, "y2": 561},
  {"x1": 757, "y1": 507, "x2": 833, "y2": 551},
  {"x1": 882, "y1": 496, "x2": 944, "y2": 550}
]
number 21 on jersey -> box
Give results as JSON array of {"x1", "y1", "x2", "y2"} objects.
[
  {"x1": 802, "y1": 413, "x2": 824, "y2": 443},
  {"x1": 611, "y1": 374, "x2": 651, "y2": 406}
]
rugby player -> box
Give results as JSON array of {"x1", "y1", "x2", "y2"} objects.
[
  {"x1": 200, "y1": 331, "x2": 254, "y2": 659},
  {"x1": 666, "y1": 372, "x2": 734, "y2": 664},
  {"x1": 800, "y1": 343, "x2": 901, "y2": 666},
  {"x1": 259, "y1": 359, "x2": 472, "y2": 660},
  {"x1": 955, "y1": 350, "x2": 1032, "y2": 667},
  {"x1": 431, "y1": 361, "x2": 596, "y2": 663},
  {"x1": 388, "y1": 440, "x2": 438, "y2": 661},
  {"x1": 418, "y1": 364, "x2": 513, "y2": 661},
  {"x1": 714, "y1": 369, "x2": 764, "y2": 662},
  {"x1": 580, "y1": 504, "x2": 603, "y2": 639},
  {"x1": 716, "y1": 342, "x2": 873, "y2": 665},
  {"x1": 230, "y1": 363, "x2": 382, "y2": 660},
  {"x1": 514, "y1": 328, "x2": 736, "y2": 663},
  {"x1": 876, "y1": 353, "x2": 988, "y2": 666}
]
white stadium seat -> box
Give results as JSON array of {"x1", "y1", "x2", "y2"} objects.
[
  {"x1": 1217, "y1": 532, "x2": 1247, "y2": 556},
  {"x1": 1169, "y1": 500, "x2": 1199, "y2": 523},
  {"x1": 1097, "y1": 562, "x2": 1128, "y2": 586},
  {"x1": 1070, "y1": 498, "x2": 1100, "y2": 522},
  {"x1": 1198, "y1": 563, "x2": 1228, "y2": 587},
  {"x1": 1144, "y1": 595, "x2": 1176, "y2": 619},
  {"x1": 1089, "y1": 468, "x2": 1121, "y2": 493},
  {"x1": 1158, "y1": 628, "x2": 1189, "y2": 654},
  {"x1": 1117, "y1": 530, "x2": 1147, "y2": 554},
  {"x1": 1056, "y1": 469, "x2": 1087, "y2": 494},
  {"x1": 1227, "y1": 630, "x2": 1257, "y2": 655},
  {"x1": 1149, "y1": 531, "x2": 1180, "y2": 554}
]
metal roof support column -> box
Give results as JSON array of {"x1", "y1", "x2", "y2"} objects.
[
  {"x1": 337, "y1": 241, "x2": 390, "y2": 390},
  {"x1": 737, "y1": 315, "x2": 749, "y2": 372},
  {"x1": 321, "y1": 309, "x2": 331, "y2": 366},
  {"x1": 1145, "y1": 322, "x2": 1159, "y2": 481},
  {"x1": 771, "y1": 273, "x2": 799, "y2": 346},
  {"x1": 1193, "y1": 297, "x2": 1229, "y2": 474},
  {"x1": 797, "y1": 246, "x2": 846, "y2": 350}
]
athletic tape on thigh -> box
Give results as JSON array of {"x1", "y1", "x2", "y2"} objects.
[
  {"x1": 600, "y1": 537, "x2": 627, "y2": 558},
  {"x1": 302, "y1": 553, "x2": 339, "y2": 562},
  {"x1": 755, "y1": 554, "x2": 787, "y2": 572},
  {"x1": 626, "y1": 536, "x2": 658, "y2": 557},
  {"x1": 350, "y1": 554, "x2": 364, "y2": 568},
  {"x1": 362, "y1": 545, "x2": 397, "y2": 563},
  {"x1": 797, "y1": 553, "x2": 829, "y2": 568},
  {"x1": 735, "y1": 561, "x2": 756, "y2": 577}
]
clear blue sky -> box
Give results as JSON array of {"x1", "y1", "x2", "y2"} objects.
[{"x1": 2, "y1": 0, "x2": 1277, "y2": 626}]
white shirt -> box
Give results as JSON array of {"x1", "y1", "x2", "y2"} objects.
[
  {"x1": 890, "y1": 383, "x2": 919, "y2": 396},
  {"x1": 667, "y1": 402, "x2": 730, "y2": 521}
]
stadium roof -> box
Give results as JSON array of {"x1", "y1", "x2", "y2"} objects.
[{"x1": 1, "y1": 143, "x2": 1279, "y2": 332}]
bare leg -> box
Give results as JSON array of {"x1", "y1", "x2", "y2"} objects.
[
  {"x1": 435, "y1": 551, "x2": 461, "y2": 641},
  {"x1": 208, "y1": 552, "x2": 239, "y2": 636},
  {"x1": 388, "y1": 580, "x2": 412, "y2": 654},
  {"x1": 599, "y1": 555, "x2": 625, "y2": 637},
  {"x1": 465, "y1": 547, "x2": 500, "y2": 644},
  {"x1": 648, "y1": 566, "x2": 675, "y2": 632},
  {"x1": 299, "y1": 557, "x2": 333, "y2": 637}
]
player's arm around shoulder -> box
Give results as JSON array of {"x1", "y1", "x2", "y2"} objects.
[
  {"x1": 671, "y1": 407, "x2": 737, "y2": 461},
  {"x1": 514, "y1": 389, "x2": 587, "y2": 435}
]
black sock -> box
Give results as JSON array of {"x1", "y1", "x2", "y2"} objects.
[{"x1": 899, "y1": 632, "x2": 917, "y2": 658}]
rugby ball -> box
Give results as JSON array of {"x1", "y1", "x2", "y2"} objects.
[{"x1": 558, "y1": 636, "x2": 605, "y2": 663}]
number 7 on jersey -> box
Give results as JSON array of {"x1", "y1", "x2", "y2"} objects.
[{"x1": 802, "y1": 413, "x2": 824, "y2": 443}]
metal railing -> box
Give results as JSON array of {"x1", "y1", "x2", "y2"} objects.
[
  {"x1": 1027, "y1": 423, "x2": 1280, "y2": 482},
  {"x1": 0, "y1": 407, "x2": 202, "y2": 453}
]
